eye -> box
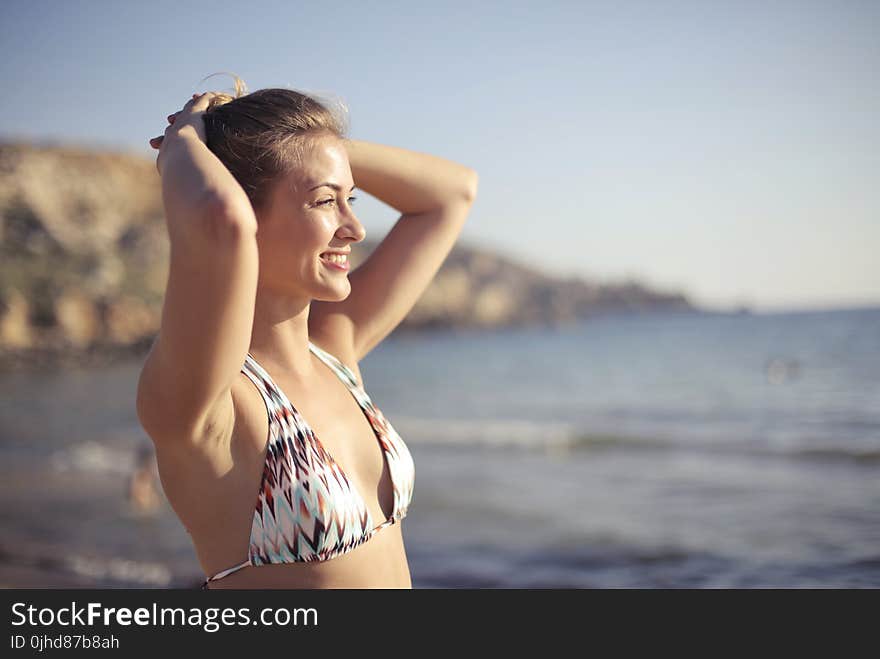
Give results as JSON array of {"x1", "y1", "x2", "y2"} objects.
[{"x1": 318, "y1": 196, "x2": 357, "y2": 206}]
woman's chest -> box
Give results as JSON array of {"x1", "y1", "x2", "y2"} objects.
[{"x1": 230, "y1": 368, "x2": 395, "y2": 521}]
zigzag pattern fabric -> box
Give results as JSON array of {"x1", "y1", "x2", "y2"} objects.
[{"x1": 202, "y1": 341, "x2": 415, "y2": 588}]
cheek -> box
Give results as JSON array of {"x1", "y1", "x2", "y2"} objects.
[
  {"x1": 258, "y1": 213, "x2": 335, "y2": 270},
  {"x1": 300, "y1": 215, "x2": 338, "y2": 253},
  {"x1": 258, "y1": 227, "x2": 307, "y2": 271},
  {"x1": 313, "y1": 214, "x2": 337, "y2": 240},
  {"x1": 276, "y1": 217, "x2": 320, "y2": 250}
]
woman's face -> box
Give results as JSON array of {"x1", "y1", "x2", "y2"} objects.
[{"x1": 255, "y1": 135, "x2": 365, "y2": 301}]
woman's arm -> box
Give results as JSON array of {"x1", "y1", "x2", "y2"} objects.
[
  {"x1": 137, "y1": 94, "x2": 259, "y2": 450},
  {"x1": 311, "y1": 139, "x2": 478, "y2": 362},
  {"x1": 344, "y1": 139, "x2": 478, "y2": 212},
  {"x1": 154, "y1": 95, "x2": 256, "y2": 225}
]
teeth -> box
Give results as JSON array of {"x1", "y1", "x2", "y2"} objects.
[{"x1": 322, "y1": 253, "x2": 348, "y2": 264}]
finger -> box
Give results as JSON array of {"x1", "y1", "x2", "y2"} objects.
[
  {"x1": 178, "y1": 94, "x2": 204, "y2": 113},
  {"x1": 175, "y1": 91, "x2": 214, "y2": 118},
  {"x1": 149, "y1": 135, "x2": 164, "y2": 148},
  {"x1": 191, "y1": 93, "x2": 215, "y2": 110}
]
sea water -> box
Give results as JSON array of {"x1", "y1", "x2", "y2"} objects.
[{"x1": 1, "y1": 307, "x2": 877, "y2": 587}]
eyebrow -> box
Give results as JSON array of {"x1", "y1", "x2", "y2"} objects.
[{"x1": 308, "y1": 182, "x2": 358, "y2": 192}]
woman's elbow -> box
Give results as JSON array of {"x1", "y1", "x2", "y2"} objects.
[{"x1": 462, "y1": 169, "x2": 479, "y2": 204}]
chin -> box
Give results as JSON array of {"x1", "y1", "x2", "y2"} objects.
[{"x1": 312, "y1": 281, "x2": 352, "y2": 302}]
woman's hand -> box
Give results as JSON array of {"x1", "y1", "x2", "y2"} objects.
[{"x1": 149, "y1": 92, "x2": 218, "y2": 173}]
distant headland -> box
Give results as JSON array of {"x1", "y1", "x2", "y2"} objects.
[{"x1": 0, "y1": 140, "x2": 705, "y2": 370}]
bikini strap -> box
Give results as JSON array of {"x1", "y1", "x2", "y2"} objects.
[
  {"x1": 204, "y1": 559, "x2": 251, "y2": 586},
  {"x1": 308, "y1": 341, "x2": 361, "y2": 389},
  {"x1": 241, "y1": 353, "x2": 291, "y2": 430}
]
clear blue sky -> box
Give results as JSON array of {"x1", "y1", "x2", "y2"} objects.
[{"x1": 2, "y1": 0, "x2": 877, "y2": 312}]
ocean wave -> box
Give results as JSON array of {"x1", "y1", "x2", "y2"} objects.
[
  {"x1": 391, "y1": 415, "x2": 880, "y2": 465},
  {"x1": 390, "y1": 415, "x2": 574, "y2": 448},
  {"x1": 49, "y1": 438, "x2": 145, "y2": 475},
  {"x1": 45, "y1": 417, "x2": 880, "y2": 473},
  {"x1": 783, "y1": 446, "x2": 880, "y2": 465},
  {"x1": 0, "y1": 543, "x2": 172, "y2": 587}
]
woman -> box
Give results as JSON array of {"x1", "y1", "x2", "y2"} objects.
[{"x1": 137, "y1": 76, "x2": 478, "y2": 589}]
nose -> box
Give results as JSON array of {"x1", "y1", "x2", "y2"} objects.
[{"x1": 338, "y1": 207, "x2": 366, "y2": 243}]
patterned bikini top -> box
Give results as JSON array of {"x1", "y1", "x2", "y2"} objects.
[{"x1": 203, "y1": 341, "x2": 415, "y2": 588}]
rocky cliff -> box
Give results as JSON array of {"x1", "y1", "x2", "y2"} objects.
[{"x1": 0, "y1": 141, "x2": 696, "y2": 369}]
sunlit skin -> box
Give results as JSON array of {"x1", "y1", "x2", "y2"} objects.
[
  {"x1": 160, "y1": 106, "x2": 363, "y2": 311},
  {"x1": 163, "y1": 135, "x2": 410, "y2": 589},
  {"x1": 256, "y1": 136, "x2": 365, "y2": 305},
  {"x1": 145, "y1": 92, "x2": 477, "y2": 588},
  {"x1": 200, "y1": 138, "x2": 409, "y2": 589}
]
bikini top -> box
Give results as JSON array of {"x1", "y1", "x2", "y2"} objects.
[{"x1": 202, "y1": 340, "x2": 415, "y2": 588}]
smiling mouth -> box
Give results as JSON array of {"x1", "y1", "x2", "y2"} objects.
[{"x1": 319, "y1": 253, "x2": 350, "y2": 271}]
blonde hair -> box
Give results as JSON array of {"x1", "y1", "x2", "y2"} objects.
[{"x1": 195, "y1": 71, "x2": 350, "y2": 214}]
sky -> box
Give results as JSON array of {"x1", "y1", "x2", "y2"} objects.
[{"x1": 1, "y1": 0, "x2": 877, "y2": 313}]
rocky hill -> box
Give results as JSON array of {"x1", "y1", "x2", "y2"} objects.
[{"x1": 0, "y1": 141, "x2": 697, "y2": 369}]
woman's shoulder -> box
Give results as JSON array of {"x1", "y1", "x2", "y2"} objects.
[
  {"x1": 311, "y1": 330, "x2": 365, "y2": 388},
  {"x1": 308, "y1": 308, "x2": 365, "y2": 385}
]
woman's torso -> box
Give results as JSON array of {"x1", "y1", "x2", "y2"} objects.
[{"x1": 152, "y1": 332, "x2": 413, "y2": 588}]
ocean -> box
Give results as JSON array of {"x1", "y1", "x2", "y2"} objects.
[{"x1": 1, "y1": 307, "x2": 878, "y2": 588}]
